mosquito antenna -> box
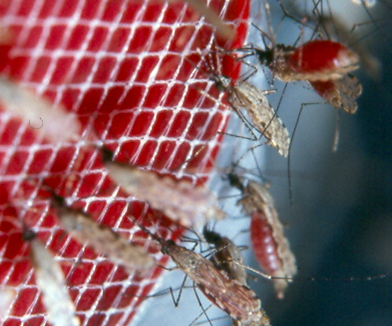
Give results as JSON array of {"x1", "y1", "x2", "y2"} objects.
[
  {"x1": 231, "y1": 260, "x2": 389, "y2": 283},
  {"x1": 287, "y1": 104, "x2": 303, "y2": 207}
]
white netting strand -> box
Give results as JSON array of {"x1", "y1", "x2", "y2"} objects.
[{"x1": 0, "y1": 0, "x2": 250, "y2": 325}]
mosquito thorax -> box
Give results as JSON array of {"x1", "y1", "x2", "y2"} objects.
[
  {"x1": 255, "y1": 47, "x2": 274, "y2": 66},
  {"x1": 161, "y1": 239, "x2": 176, "y2": 255},
  {"x1": 213, "y1": 74, "x2": 232, "y2": 92},
  {"x1": 97, "y1": 145, "x2": 115, "y2": 163},
  {"x1": 227, "y1": 173, "x2": 245, "y2": 192}
]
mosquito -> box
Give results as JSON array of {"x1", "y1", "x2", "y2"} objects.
[
  {"x1": 197, "y1": 227, "x2": 255, "y2": 326},
  {"x1": 98, "y1": 146, "x2": 226, "y2": 228},
  {"x1": 227, "y1": 172, "x2": 297, "y2": 299},
  {"x1": 48, "y1": 191, "x2": 157, "y2": 275},
  {"x1": 22, "y1": 228, "x2": 80, "y2": 326},
  {"x1": 130, "y1": 215, "x2": 271, "y2": 326},
  {"x1": 193, "y1": 48, "x2": 290, "y2": 157},
  {"x1": 236, "y1": 2, "x2": 362, "y2": 114}
]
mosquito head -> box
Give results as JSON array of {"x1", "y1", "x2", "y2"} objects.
[
  {"x1": 227, "y1": 172, "x2": 245, "y2": 192},
  {"x1": 164, "y1": 242, "x2": 201, "y2": 272},
  {"x1": 212, "y1": 74, "x2": 232, "y2": 92},
  {"x1": 203, "y1": 225, "x2": 222, "y2": 245},
  {"x1": 49, "y1": 191, "x2": 66, "y2": 209},
  {"x1": 98, "y1": 145, "x2": 115, "y2": 163}
]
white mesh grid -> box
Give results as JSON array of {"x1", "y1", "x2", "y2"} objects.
[{"x1": 0, "y1": 0, "x2": 250, "y2": 325}]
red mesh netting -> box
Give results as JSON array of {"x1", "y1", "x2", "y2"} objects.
[{"x1": 0, "y1": 0, "x2": 250, "y2": 325}]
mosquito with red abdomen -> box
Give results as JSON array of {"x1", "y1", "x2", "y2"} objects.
[
  {"x1": 223, "y1": 166, "x2": 297, "y2": 300},
  {"x1": 236, "y1": 1, "x2": 363, "y2": 118}
]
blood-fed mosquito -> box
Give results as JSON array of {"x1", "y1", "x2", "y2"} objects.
[
  {"x1": 48, "y1": 192, "x2": 156, "y2": 275},
  {"x1": 227, "y1": 172, "x2": 297, "y2": 299}
]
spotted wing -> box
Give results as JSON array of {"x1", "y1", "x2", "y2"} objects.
[{"x1": 230, "y1": 81, "x2": 290, "y2": 157}]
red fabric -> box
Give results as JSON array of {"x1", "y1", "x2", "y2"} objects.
[{"x1": 0, "y1": 0, "x2": 249, "y2": 325}]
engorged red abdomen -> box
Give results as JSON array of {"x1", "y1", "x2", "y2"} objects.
[
  {"x1": 250, "y1": 211, "x2": 282, "y2": 275},
  {"x1": 288, "y1": 40, "x2": 353, "y2": 73}
]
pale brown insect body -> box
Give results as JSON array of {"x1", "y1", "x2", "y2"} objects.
[
  {"x1": 102, "y1": 156, "x2": 225, "y2": 228},
  {"x1": 133, "y1": 219, "x2": 271, "y2": 326},
  {"x1": 50, "y1": 195, "x2": 156, "y2": 275},
  {"x1": 162, "y1": 240, "x2": 271, "y2": 326},
  {"x1": 0, "y1": 77, "x2": 82, "y2": 143},
  {"x1": 23, "y1": 230, "x2": 80, "y2": 326},
  {"x1": 213, "y1": 74, "x2": 290, "y2": 157}
]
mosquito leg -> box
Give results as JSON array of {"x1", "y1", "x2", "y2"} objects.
[
  {"x1": 332, "y1": 109, "x2": 341, "y2": 152},
  {"x1": 192, "y1": 285, "x2": 213, "y2": 326},
  {"x1": 169, "y1": 274, "x2": 188, "y2": 307},
  {"x1": 288, "y1": 100, "x2": 326, "y2": 206}
]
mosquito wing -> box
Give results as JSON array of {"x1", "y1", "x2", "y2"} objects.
[
  {"x1": 165, "y1": 242, "x2": 270, "y2": 325},
  {"x1": 311, "y1": 74, "x2": 362, "y2": 114},
  {"x1": 231, "y1": 81, "x2": 290, "y2": 157}
]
